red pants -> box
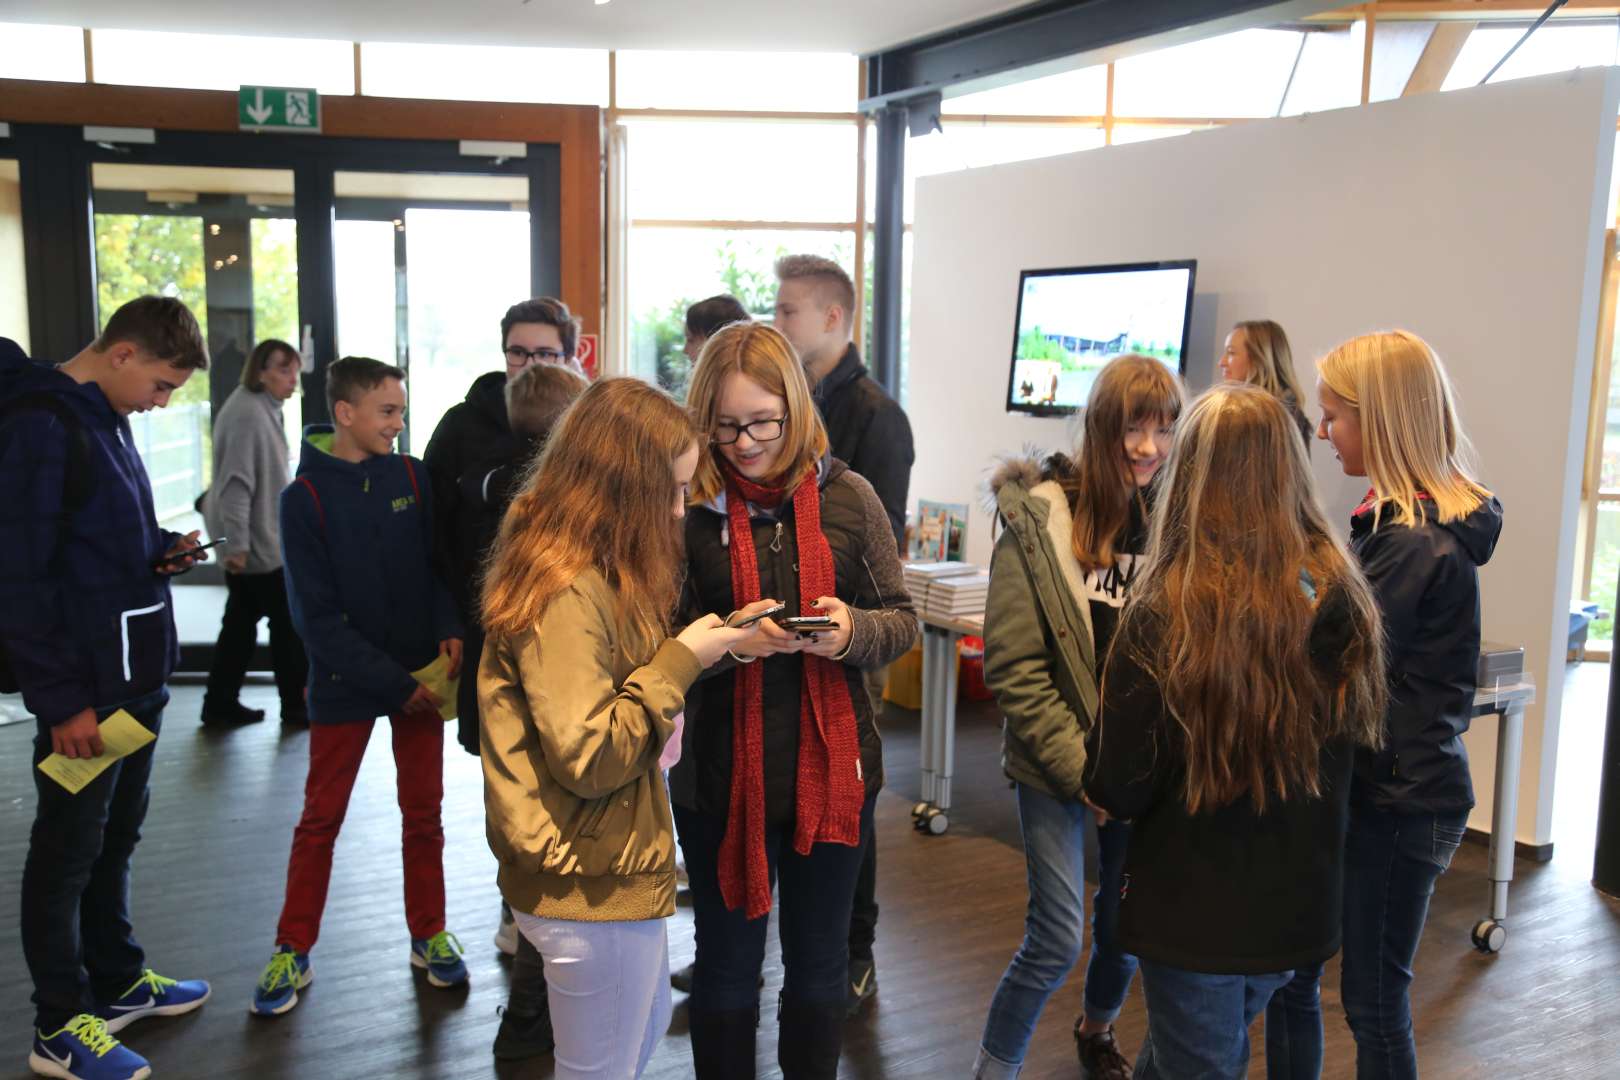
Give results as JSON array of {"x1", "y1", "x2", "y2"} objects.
[{"x1": 275, "y1": 714, "x2": 446, "y2": 952}]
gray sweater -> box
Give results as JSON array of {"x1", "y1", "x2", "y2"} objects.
[{"x1": 205, "y1": 386, "x2": 292, "y2": 574}]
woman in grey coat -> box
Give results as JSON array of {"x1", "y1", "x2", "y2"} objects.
[{"x1": 202, "y1": 339, "x2": 309, "y2": 726}]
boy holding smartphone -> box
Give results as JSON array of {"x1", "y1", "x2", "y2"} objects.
[
  {"x1": 0, "y1": 299, "x2": 213, "y2": 1080},
  {"x1": 250, "y1": 356, "x2": 466, "y2": 1017}
]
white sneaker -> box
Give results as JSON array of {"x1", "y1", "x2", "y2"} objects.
[{"x1": 494, "y1": 906, "x2": 519, "y2": 957}]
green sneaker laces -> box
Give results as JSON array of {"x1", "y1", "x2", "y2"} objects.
[
  {"x1": 120, "y1": 968, "x2": 178, "y2": 1000},
  {"x1": 423, "y1": 931, "x2": 464, "y2": 964},
  {"x1": 57, "y1": 1015, "x2": 119, "y2": 1058},
  {"x1": 259, "y1": 951, "x2": 303, "y2": 992}
]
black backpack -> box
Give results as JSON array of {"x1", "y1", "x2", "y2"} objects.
[{"x1": 0, "y1": 392, "x2": 96, "y2": 695}]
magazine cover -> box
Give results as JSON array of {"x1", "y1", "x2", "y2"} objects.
[{"x1": 911, "y1": 500, "x2": 969, "y2": 562}]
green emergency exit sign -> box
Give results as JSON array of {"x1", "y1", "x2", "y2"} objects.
[{"x1": 238, "y1": 86, "x2": 321, "y2": 133}]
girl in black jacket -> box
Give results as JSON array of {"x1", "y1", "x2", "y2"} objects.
[
  {"x1": 1087, "y1": 384, "x2": 1386, "y2": 1080},
  {"x1": 1268, "y1": 330, "x2": 1502, "y2": 1080},
  {"x1": 671, "y1": 322, "x2": 916, "y2": 1080}
]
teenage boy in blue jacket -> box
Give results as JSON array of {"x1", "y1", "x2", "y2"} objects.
[
  {"x1": 250, "y1": 356, "x2": 466, "y2": 1017},
  {"x1": 0, "y1": 298, "x2": 213, "y2": 1080}
]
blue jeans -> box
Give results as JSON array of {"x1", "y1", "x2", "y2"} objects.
[
  {"x1": 21, "y1": 689, "x2": 167, "y2": 1031},
  {"x1": 674, "y1": 796, "x2": 874, "y2": 1011},
  {"x1": 976, "y1": 783, "x2": 1138, "y2": 1076},
  {"x1": 1262, "y1": 799, "x2": 1467, "y2": 1080},
  {"x1": 1136, "y1": 961, "x2": 1294, "y2": 1079}
]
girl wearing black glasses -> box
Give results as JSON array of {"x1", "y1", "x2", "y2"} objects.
[{"x1": 670, "y1": 322, "x2": 916, "y2": 1079}]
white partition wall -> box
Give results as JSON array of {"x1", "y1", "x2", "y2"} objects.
[{"x1": 907, "y1": 67, "x2": 1620, "y2": 849}]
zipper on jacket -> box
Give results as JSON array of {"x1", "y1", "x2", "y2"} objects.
[{"x1": 769, "y1": 521, "x2": 784, "y2": 553}]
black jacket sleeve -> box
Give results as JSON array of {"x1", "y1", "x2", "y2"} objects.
[{"x1": 851, "y1": 399, "x2": 915, "y2": 552}]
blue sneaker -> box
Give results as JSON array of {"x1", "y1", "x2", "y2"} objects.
[
  {"x1": 410, "y1": 931, "x2": 468, "y2": 988},
  {"x1": 97, "y1": 968, "x2": 211, "y2": 1035},
  {"x1": 250, "y1": 947, "x2": 312, "y2": 1017},
  {"x1": 29, "y1": 1014, "x2": 150, "y2": 1080}
]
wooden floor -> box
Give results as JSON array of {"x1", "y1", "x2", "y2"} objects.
[{"x1": 3, "y1": 673, "x2": 1619, "y2": 1079}]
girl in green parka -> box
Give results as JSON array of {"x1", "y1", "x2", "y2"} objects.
[{"x1": 974, "y1": 355, "x2": 1184, "y2": 1080}]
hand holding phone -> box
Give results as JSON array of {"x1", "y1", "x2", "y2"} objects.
[
  {"x1": 154, "y1": 533, "x2": 223, "y2": 573},
  {"x1": 781, "y1": 616, "x2": 837, "y2": 633}
]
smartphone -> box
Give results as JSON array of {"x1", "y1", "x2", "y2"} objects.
[
  {"x1": 153, "y1": 537, "x2": 226, "y2": 567},
  {"x1": 781, "y1": 615, "x2": 837, "y2": 632},
  {"x1": 728, "y1": 603, "x2": 786, "y2": 629}
]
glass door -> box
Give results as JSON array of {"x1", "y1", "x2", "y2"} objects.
[{"x1": 333, "y1": 171, "x2": 531, "y2": 454}]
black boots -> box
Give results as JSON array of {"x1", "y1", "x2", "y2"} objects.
[
  {"x1": 492, "y1": 933, "x2": 553, "y2": 1062},
  {"x1": 689, "y1": 1004, "x2": 761, "y2": 1079},
  {"x1": 778, "y1": 993, "x2": 844, "y2": 1080}
]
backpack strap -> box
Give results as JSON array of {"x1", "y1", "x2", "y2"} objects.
[
  {"x1": 403, "y1": 455, "x2": 422, "y2": 505},
  {"x1": 298, "y1": 476, "x2": 325, "y2": 534}
]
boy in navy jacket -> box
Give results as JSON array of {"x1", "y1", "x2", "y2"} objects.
[
  {"x1": 250, "y1": 357, "x2": 466, "y2": 1018},
  {"x1": 0, "y1": 299, "x2": 213, "y2": 1080}
]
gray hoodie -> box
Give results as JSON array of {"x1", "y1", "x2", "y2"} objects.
[{"x1": 204, "y1": 386, "x2": 291, "y2": 574}]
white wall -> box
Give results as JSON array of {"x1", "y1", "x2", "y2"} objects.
[{"x1": 907, "y1": 68, "x2": 1620, "y2": 849}]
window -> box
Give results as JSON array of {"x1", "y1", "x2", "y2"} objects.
[
  {"x1": 90, "y1": 29, "x2": 354, "y2": 94},
  {"x1": 0, "y1": 159, "x2": 28, "y2": 353},
  {"x1": 0, "y1": 22, "x2": 85, "y2": 83},
  {"x1": 1113, "y1": 29, "x2": 1304, "y2": 118},
  {"x1": 1280, "y1": 25, "x2": 1364, "y2": 116},
  {"x1": 1443, "y1": 23, "x2": 1620, "y2": 91},
  {"x1": 1110, "y1": 125, "x2": 1205, "y2": 146},
  {"x1": 615, "y1": 51, "x2": 855, "y2": 112},
  {"x1": 360, "y1": 42, "x2": 608, "y2": 106},
  {"x1": 627, "y1": 228, "x2": 854, "y2": 396},
  {"x1": 625, "y1": 119, "x2": 857, "y2": 223}
]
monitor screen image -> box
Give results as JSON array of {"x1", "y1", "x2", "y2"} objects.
[{"x1": 1006, "y1": 260, "x2": 1196, "y2": 416}]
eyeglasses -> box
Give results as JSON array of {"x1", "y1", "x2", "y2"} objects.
[
  {"x1": 711, "y1": 418, "x2": 786, "y2": 446},
  {"x1": 505, "y1": 345, "x2": 568, "y2": 365}
]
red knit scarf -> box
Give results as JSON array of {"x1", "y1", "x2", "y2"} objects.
[{"x1": 718, "y1": 464, "x2": 865, "y2": 920}]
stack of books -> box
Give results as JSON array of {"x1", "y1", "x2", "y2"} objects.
[{"x1": 903, "y1": 561, "x2": 988, "y2": 622}]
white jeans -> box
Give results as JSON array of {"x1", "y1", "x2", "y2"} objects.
[{"x1": 514, "y1": 912, "x2": 672, "y2": 1080}]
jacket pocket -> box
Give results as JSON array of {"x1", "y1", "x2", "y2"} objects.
[
  {"x1": 119, "y1": 601, "x2": 169, "y2": 685},
  {"x1": 575, "y1": 795, "x2": 613, "y2": 840}
]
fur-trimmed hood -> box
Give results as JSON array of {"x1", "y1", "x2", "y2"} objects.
[{"x1": 986, "y1": 450, "x2": 1074, "y2": 510}]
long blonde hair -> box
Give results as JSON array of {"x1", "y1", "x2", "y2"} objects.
[
  {"x1": 1061, "y1": 354, "x2": 1185, "y2": 572},
  {"x1": 481, "y1": 377, "x2": 696, "y2": 652},
  {"x1": 1317, "y1": 329, "x2": 1490, "y2": 528},
  {"x1": 1231, "y1": 320, "x2": 1306, "y2": 404},
  {"x1": 1112, "y1": 384, "x2": 1386, "y2": 815},
  {"x1": 685, "y1": 322, "x2": 829, "y2": 503}
]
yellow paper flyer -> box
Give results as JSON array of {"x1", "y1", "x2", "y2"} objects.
[
  {"x1": 36, "y1": 710, "x2": 156, "y2": 794},
  {"x1": 411, "y1": 653, "x2": 460, "y2": 723}
]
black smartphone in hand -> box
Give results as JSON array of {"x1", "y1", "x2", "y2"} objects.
[
  {"x1": 728, "y1": 603, "x2": 786, "y2": 629},
  {"x1": 153, "y1": 537, "x2": 225, "y2": 568},
  {"x1": 780, "y1": 615, "x2": 837, "y2": 633}
]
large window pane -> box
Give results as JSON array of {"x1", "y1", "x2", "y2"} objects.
[
  {"x1": 0, "y1": 22, "x2": 85, "y2": 83},
  {"x1": 626, "y1": 120, "x2": 857, "y2": 222},
  {"x1": 361, "y1": 42, "x2": 607, "y2": 106},
  {"x1": 627, "y1": 228, "x2": 853, "y2": 395},
  {"x1": 1, "y1": 160, "x2": 28, "y2": 353},
  {"x1": 1111, "y1": 125, "x2": 1206, "y2": 145},
  {"x1": 945, "y1": 66, "x2": 1108, "y2": 117},
  {"x1": 1442, "y1": 24, "x2": 1619, "y2": 91},
  {"x1": 333, "y1": 220, "x2": 399, "y2": 368},
  {"x1": 616, "y1": 51, "x2": 855, "y2": 112},
  {"x1": 91, "y1": 29, "x2": 353, "y2": 94},
  {"x1": 1281, "y1": 25, "x2": 1363, "y2": 116},
  {"x1": 1114, "y1": 29, "x2": 1303, "y2": 118},
  {"x1": 251, "y1": 217, "x2": 303, "y2": 451}
]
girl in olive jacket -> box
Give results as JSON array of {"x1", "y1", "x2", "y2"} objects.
[
  {"x1": 478, "y1": 378, "x2": 757, "y2": 1080},
  {"x1": 975, "y1": 355, "x2": 1184, "y2": 1080}
]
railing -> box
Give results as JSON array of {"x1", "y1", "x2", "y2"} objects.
[{"x1": 127, "y1": 401, "x2": 206, "y2": 525}]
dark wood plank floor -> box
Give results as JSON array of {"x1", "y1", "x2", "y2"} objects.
[{"x1": 3, "y1": 673, "x2": 1618, "y2": 1079}]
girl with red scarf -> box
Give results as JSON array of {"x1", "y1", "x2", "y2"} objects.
[{"x1": 671, "y1": 322, "x2": 917, "y2": 1079}]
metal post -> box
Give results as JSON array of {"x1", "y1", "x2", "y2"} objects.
[
  {"x1": 870, "y1": 105, "x2": 906, "y2": 399},
  {"x1": 1489, "y1": 701, "x2": 1526, "y2": 920}
]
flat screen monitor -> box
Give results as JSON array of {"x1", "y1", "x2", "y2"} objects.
[{"x1": 1006, "y1": 259, "x2": 1196, "y2": 416}]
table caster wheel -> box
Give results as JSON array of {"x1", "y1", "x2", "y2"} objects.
[
  {"x1": 1471, "y1": 919, "x2": 1506, "y2": 954},
  {"x1": 921, "y1": 808, "x2": 949, "y2": 835},
  {"x1": 911, "y1": 801, "x2": 931, "y2": 822}
]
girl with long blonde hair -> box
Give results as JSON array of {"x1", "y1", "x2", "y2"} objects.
[
  {"x1": 1086, "y1": 383, "x2": 1386, "y2": 1080},
  {"x1": 478, "y1": 377, "x2": 759, "y2": 1080},
  {"x1": 1218, "y1": 319, "x2": 1314, "y2": 450},
  {"x1": 974, "y1": 354, "x2": 1182, "y2": 1080},
  {"x1": 1269, "y1": 330, "x2": 1501, "y2": 1080},
  {"x1": 670, "y1": 322, "x2": 916, "y2": 1080}
]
